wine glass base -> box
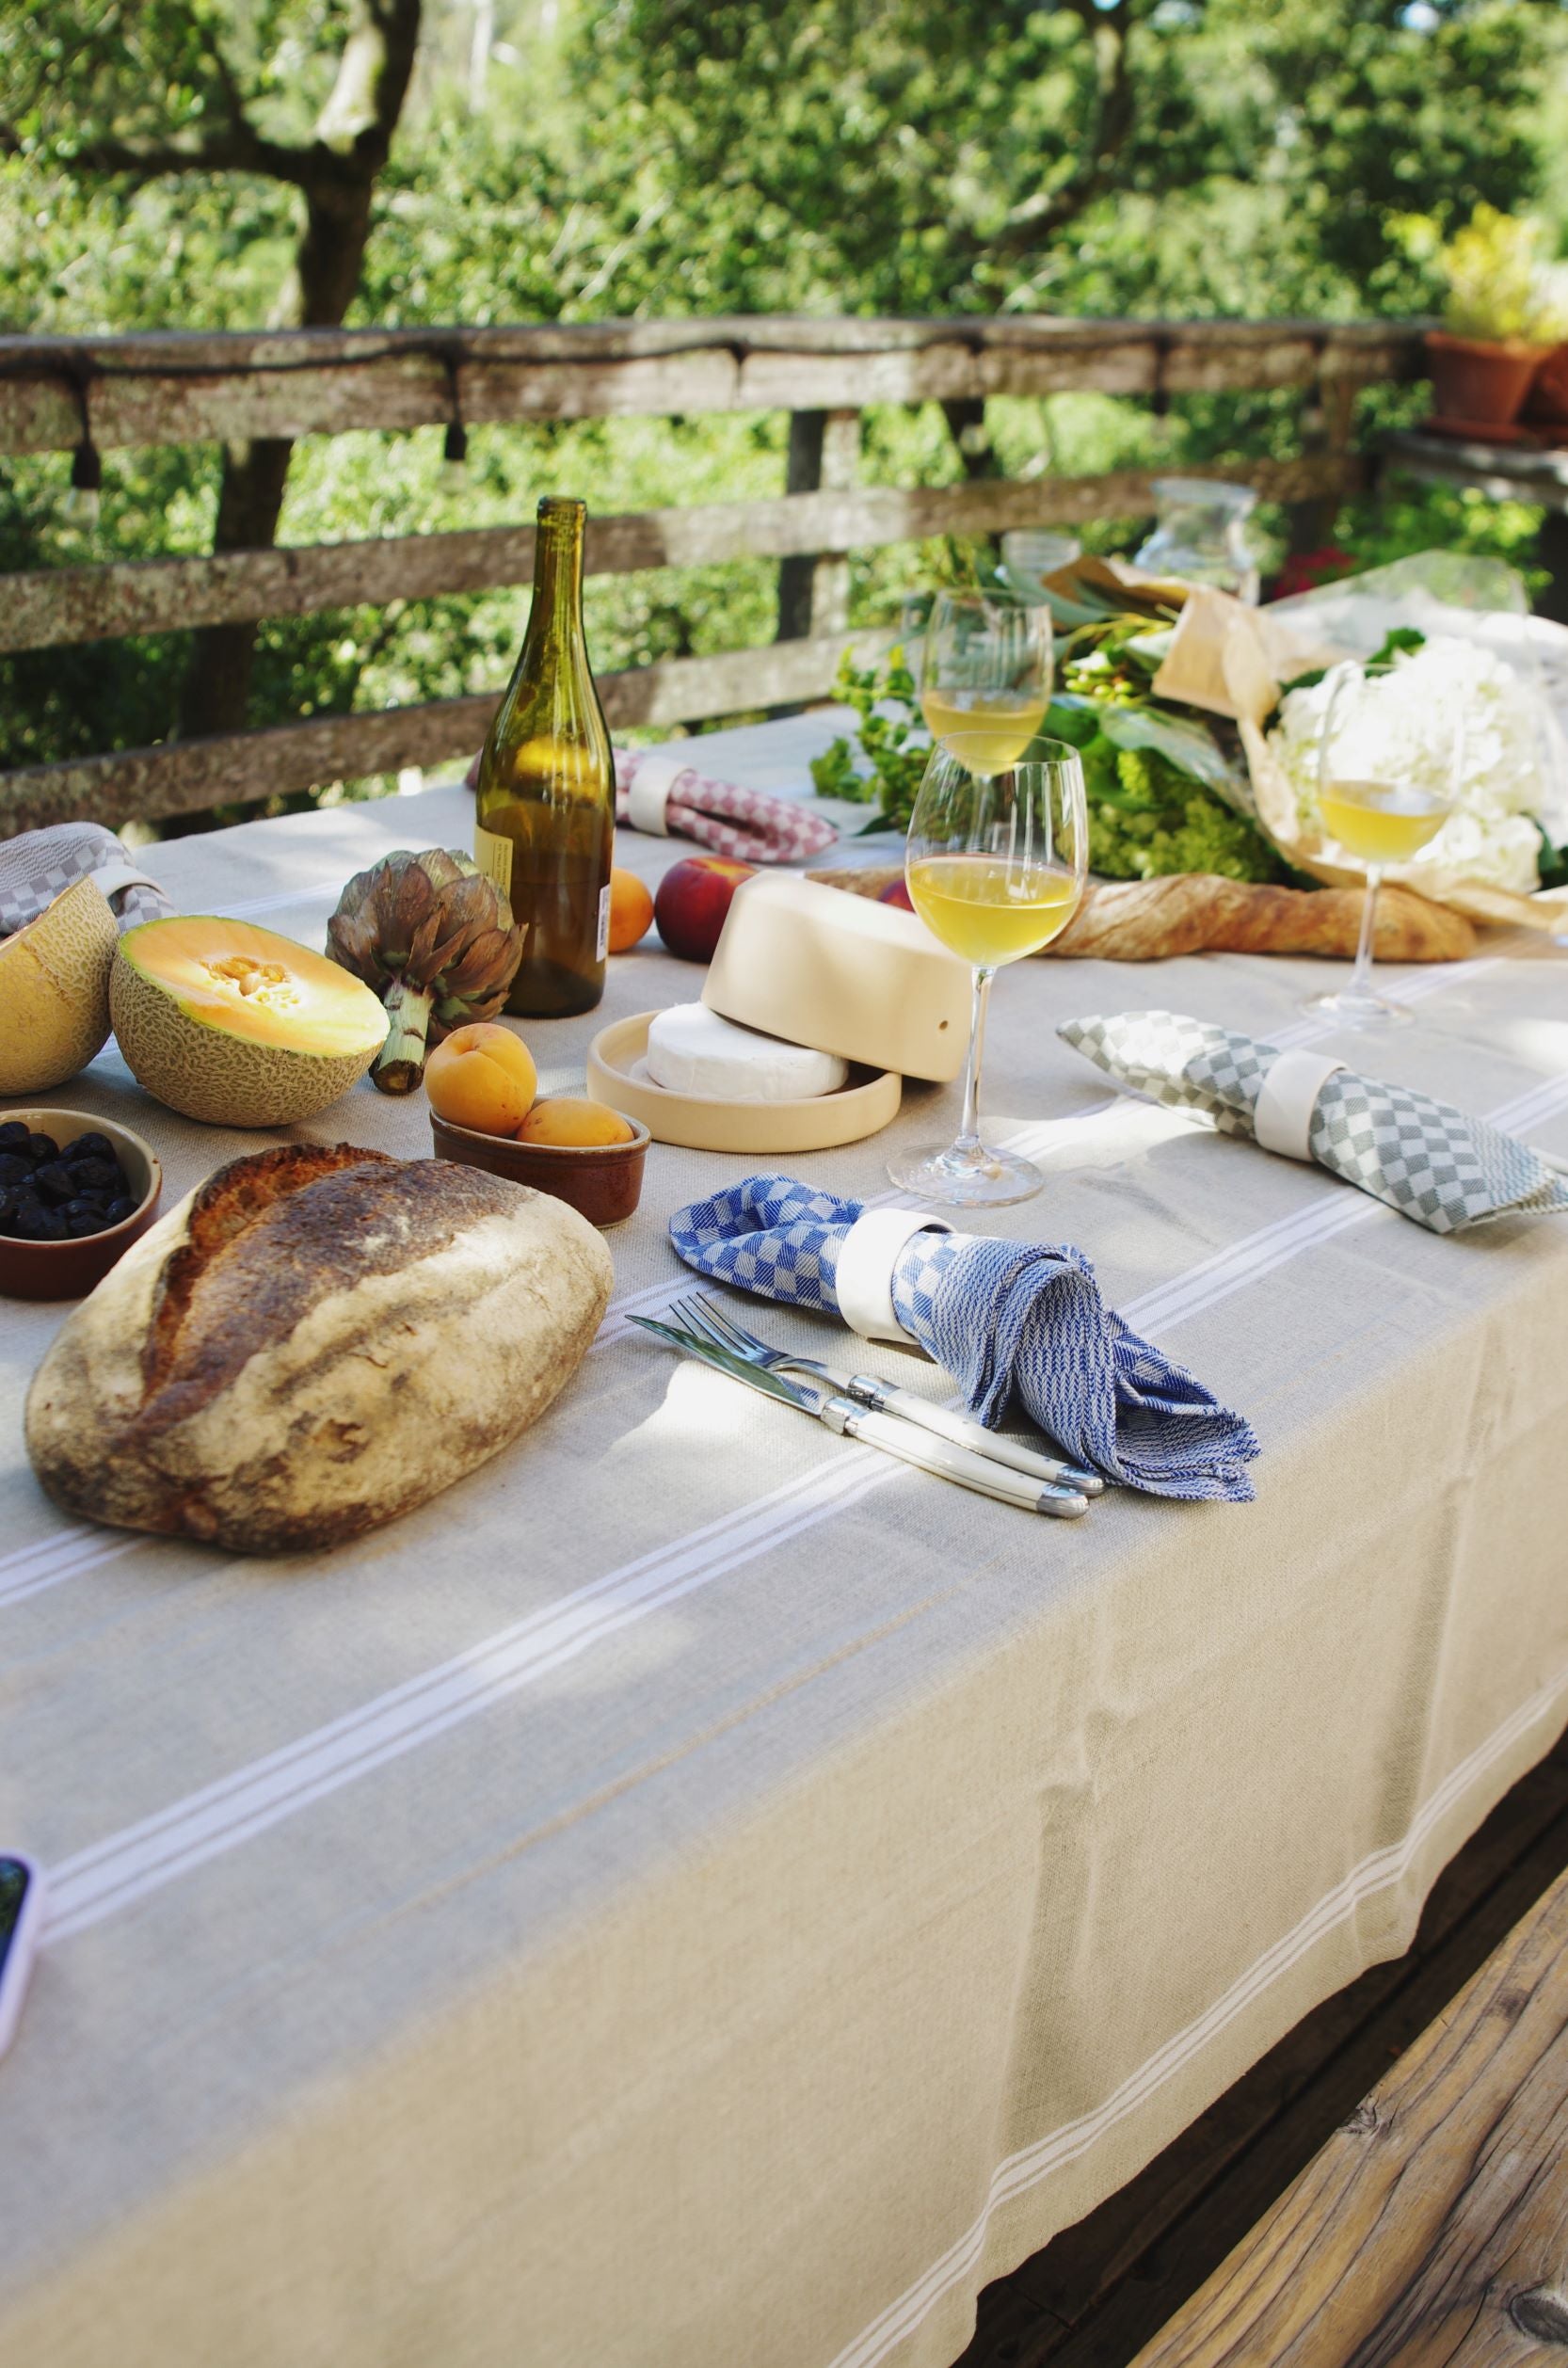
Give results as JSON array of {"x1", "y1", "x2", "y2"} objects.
[
  {"x1": 886, "y1": 1139, "x2": 1045, "y2": 1208},
  {"x1": 1300, "y1": 984, "x2": 1412, "y2": 1031}
]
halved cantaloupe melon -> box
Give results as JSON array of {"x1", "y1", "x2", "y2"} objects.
[
  {"x1": 0, "y1": 874, "x2": 119, "y2": 1095},
  {"x1": 110, "y1": 917, "x2": 388, "y2": 1128}
]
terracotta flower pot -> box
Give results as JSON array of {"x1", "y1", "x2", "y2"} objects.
[
  {"x1": 1523, "y1": 341, "x2": 1568, "y2": 428},
  {"x1": 1425, "y1": 329, "x2": 1546, "y2": 429}
]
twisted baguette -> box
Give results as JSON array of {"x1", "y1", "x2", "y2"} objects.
[{"x1": 806, "y1": 869, "x2": 1477, "y2": 963}]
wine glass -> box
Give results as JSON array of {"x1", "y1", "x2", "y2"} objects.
[
  {"x1": 1302, "y1": 662, "x2": 1459, "y2": 1030},
  {"x1": 888, "y1": 733, "x2": 1088, "y2": 1208},
  {"x1": 919, "y1": 591, "x2": 1053, "y2": 776}
]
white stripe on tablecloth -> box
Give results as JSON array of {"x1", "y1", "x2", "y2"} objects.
[
  {"x1": 4, "y1": 990, "x2": 1561, "y2": 1621},
  {"x1": 38, "y1": 1055, "x2": 1568, "y2": 1939},
  {"x1": 42, "y1": 1445, "x2": 896, "y2": 1939},
  {"x1": 0, "y1": 1528, "x2": 148, "y2": 1608},
  {"x1": 825, "y1": 1651, "x2": 1568, "y2": 2368}
]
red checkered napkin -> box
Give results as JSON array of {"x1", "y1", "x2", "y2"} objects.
[
  {"x1": 464, "y1": 747, "x2": 837, "y2": 865},
  {"x1": 613, "y1": 749, "x2": 839, "y2": 864}
]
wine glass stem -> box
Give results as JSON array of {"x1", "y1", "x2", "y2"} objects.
[
  {"x1": 955, "y1": 965, "x2": 994, "y2": 1152},
  {"x1": 1351, "y1": 867, "x2": 1382, "y2": 997}
]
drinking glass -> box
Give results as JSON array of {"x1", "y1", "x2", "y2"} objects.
[
  {"x1": 918, "y1": 591, "x2": 1053, "y2": 776},
  {"x1": 1302, "y1": 662, "x2": 1459, "y2": 1030},
  {"x1": 1000, "y1": 530, "x2": 1082, "y2": 600},
  {"x1": 888, "y1": 733, "x2": 1088, "y2": 1208},
  {"x1": 1133, "y1": 477, "x2": 1261, "y2": 604}
]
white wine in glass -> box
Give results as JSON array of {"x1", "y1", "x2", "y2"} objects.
[
  {"x1": 918, "y1": 591, "x2": 1052, "y2": 776},
  {"x1": 1316, "y1": 780, "x2": 1449, "y2": 867},
  {"x1": 1303, "y1": 663, "x2": 1458, "y2": 1030},
  {"x1": 889, "y1": 732, "x2": 1088, "y2": 1209}
]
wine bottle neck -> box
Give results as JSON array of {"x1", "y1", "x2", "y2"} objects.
[{"x1": 528, "y1": 499, "x2": 586, "y2": 646}]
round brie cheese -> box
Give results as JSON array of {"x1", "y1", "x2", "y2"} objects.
[{"x1": 644, "y1": 1004, "x2": 849, "y2": 1101}]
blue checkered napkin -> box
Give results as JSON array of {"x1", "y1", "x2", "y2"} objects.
[
  {"x1": 668, "y1": 1175, "x2": 1259, "y2": 1501},
  {"x1": 1059, "y1": 1011, "x2": 1568, "y2": 1235}
]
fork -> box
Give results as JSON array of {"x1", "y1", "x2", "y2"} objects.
[
  {"x1": 632, "y1": 1314, "x2": 1087, "y2": 1518},
  {"x1": 671, "y1": 1291, "x2": 1104, "y2": 1498}
]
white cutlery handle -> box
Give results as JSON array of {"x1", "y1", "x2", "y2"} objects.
[
  {"x1": 850, "y1": 1377, "x2": 1104, "y2": 1494},
  {"x1": 824, "y1": 1400, "x2": 1088, "y2": 1518}
]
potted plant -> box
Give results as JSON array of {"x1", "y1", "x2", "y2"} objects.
[
  {"x1": 1426, "y1": 205, "x2": 1561, "y2": 431},
  {"x1": 1524, "y1": 261, "x2": 1568, "y2": 430}
]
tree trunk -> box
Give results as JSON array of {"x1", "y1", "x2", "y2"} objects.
[
  {"x1": 941, "y1": 396, "x2": 999, "y2": 483},
  {"x1": 176, "y1": 439, "x2": 296, "y2": 740},
  {"x1": 177, "y1": 0, "x2": 421, "y2": 748}
]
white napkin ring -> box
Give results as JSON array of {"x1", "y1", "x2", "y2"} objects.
[
  {"x1": 86, "y1": 860, "x2": 165, "y2": 909},
  {"x1": 625, "y1": 752, "x2": 692, "y2": 838},
  {"x1": 1254, "y1": 1049, "x2": 1346, "y2": 1162},
  {"x1": 836, "y1": 1208, "x2": 954, "y2": 1343}
]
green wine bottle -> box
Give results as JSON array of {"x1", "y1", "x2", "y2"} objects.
[{"x1": 474, "y1": 496, "x2": 615, "y2": 1019}]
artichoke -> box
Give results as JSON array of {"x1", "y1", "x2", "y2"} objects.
[{"x1": 328, "y1": 849, "x2": 525, "y2": 1096}]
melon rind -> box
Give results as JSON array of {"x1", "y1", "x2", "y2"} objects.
[
  {"x1": 0, "y1": 874, "x2": 119, "y2": 1094},
  {"x1": 110, "y1": 921, "x2": 386, "y2": 1128}
]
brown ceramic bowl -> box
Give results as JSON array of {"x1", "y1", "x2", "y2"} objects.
[
  {"x1": 0, "y1": 1108, "x2": 163, "y2": 1301},
  {"x1": 430, "y1": 1107, "x2": 649, "y2": 1228}
]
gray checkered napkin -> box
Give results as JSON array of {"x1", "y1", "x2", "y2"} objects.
[
  {"x1": 1059, "y1": 1010, "x2": 1568, "y2": 1235},
  {"x1": 0, "y1": 824, "x2": 171, "y2": 938}
]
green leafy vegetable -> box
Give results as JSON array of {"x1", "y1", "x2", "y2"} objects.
[
  {"x1": 1534, "y1": 822, "x2": 1568, "y2": 894},
  {"x1": 808, "y1": 648, "x2": 929, "y2": 834},
  {"x1": 1052, "y1": 616, "x2": 1286, "y2": 881},
  {"x1": 1075, "y1": 739, "x2": 1289, "y2": 883},
  {"x1": 811, "y1": 611, "x2": 1289, "y2": 882}
]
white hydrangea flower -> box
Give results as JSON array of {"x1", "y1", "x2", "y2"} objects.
[{"x1": 1269, "y1": 635, "x2": 1553, "y2": 894}]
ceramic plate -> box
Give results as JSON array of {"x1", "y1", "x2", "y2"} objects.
[{"x1": 585, "y1": 1012, "x2": 902, "y2": 1153}]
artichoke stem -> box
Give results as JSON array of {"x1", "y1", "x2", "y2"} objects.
[{"x1": 373, "y1": 979, "x2": 435, "y2": 1096}]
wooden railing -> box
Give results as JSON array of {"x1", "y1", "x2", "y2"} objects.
[{"x1": 0, "y1": 314, "x2": 1427, "y2": 837}]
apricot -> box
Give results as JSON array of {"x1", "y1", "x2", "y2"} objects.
[
  {"x1": 518, "y1": 1096, "x2": 634, "y2": 1148},
  {"x1": 608, "y1": 868, "x2": 655, "y2": 953},
  {"x1": 425, "y1": 1021, "x2": 537, "y2": 1135}
]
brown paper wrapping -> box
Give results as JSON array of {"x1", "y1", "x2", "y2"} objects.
[{"x1": 1147, "y1": 586, "x2": 1568, "y2": 936}]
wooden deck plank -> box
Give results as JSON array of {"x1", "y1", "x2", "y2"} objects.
[
  {"x1": 1124, "y1": 1864, "x2": 1568, "y2": 2366},
  {"x1": 957, "y1": 1726, "x2": 1568, "y2": 2368}
]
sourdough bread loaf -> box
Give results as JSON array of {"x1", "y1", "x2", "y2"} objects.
[{"x1": 25, "y1": 1142, "x2": 614, "y2": 1554}]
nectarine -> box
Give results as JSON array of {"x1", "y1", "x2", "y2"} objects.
[
  {"x1": 425, "y1": 1022, "x2": 538, "y2": 1135},
  {"x1": 654, "y1": 855, "x2": 757, "y2": 963}
]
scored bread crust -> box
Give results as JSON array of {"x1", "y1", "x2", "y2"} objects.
[
  {"x1": 25, "y1": 1143, "x2": 614, "y2": 1555},
  {"x1": 807, "y1": 869, "x2": 1478, "y2": 963}
]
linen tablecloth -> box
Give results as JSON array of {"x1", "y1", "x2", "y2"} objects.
[{"x1": 3, "y1": 716, "x2": 1567, "y2": 2368}]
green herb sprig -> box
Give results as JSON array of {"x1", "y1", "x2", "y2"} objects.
[{"x1": 808, "y1": 647, "x2": 929, "y2": 835}]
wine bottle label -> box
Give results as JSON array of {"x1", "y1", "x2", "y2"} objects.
[
  {"x1": 596, "y1": 882, "x2": 612, "y2": 963},
  {"x1": 473, "y1": 824, "x2": 513, "y2": 899}
]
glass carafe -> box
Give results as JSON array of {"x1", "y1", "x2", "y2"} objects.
[{"x1": 1134, "y1": 477, "x2": 1260, "y2": 604}]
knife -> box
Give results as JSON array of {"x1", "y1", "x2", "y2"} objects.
[
  {"x1": 781, "y1": 1359, "x2": 1103, "y2": 1496},
  {"x1": 630, "y1": 1317, "x2": 1089, "y2": 1518}
]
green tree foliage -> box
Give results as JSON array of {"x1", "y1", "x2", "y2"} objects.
[{"x1": 0, "y1": 0, "x2": 1561, "y2": 803}]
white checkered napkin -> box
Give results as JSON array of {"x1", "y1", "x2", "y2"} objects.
[
  {"x1": 1058, "y1": 1011, "x2": 1268, "y2": 1139},
  {"x1": 667, "y1": 1174, "x2": 1260, "y2": 1500},
  {"x1": 1059, "y1": 1010, "x2": 1568, "y2": 1234},
  {"x1": 1310, "y1": 1072, "x2": 1567, "y2": 1232},
  {"x1": 0, "y1": 823, "x2": 171, "y2": 938}
]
